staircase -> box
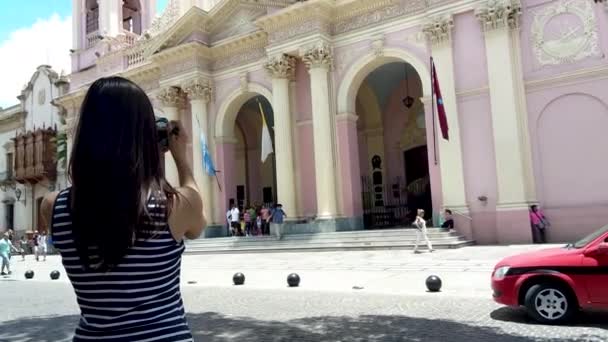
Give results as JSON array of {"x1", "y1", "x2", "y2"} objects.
[{"x1": 185, "y1": 228, "x2": 474, "y2": 254}]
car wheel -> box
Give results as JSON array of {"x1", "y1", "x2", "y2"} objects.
[{"x1": 524, "y1": 283, "x2": 576, "y2": 324}]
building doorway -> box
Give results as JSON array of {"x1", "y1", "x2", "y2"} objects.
[{"x1": 356, "y1": 62, "x2": 432, "y2": 228}]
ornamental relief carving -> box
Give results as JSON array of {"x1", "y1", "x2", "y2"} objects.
[
  {"x1": 422, "y1": 16, "x2": 454, "y2": 46},
  {"x1": 265, "y1": 54, "x2": 297, "y2": 79},
  {"x1": 531, "y1": 0, "x2": 600, "y2": 66},
  {"x1": 157, "y1": 87, "x2": 187, "y2": 108},
  {"x1": 333, "y1": 1, "x2": 426, "y2": 35},
  {"x1": 269, "y1": 20, "x2": 331, "y2": 44},
  {"x1": 183, "y1": 78, "x2": 213, "y2": 102},
  {"x1": 212, "y1": 47, "x2": 266, "y2": 71},
  {"x1": 303, "y1": 43, "x2": 333, "y2": 69},
  {"x1": 475, "y1": 0, "x2": 522, "y2": 31}
]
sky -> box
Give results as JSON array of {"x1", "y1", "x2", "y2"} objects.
[{"x1": 0, "y1": 0, "x2": 169, "y2": 107}]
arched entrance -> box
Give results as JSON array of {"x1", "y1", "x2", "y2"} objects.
[
  {"x1": 214, "y1": 88, "x2": 277, "y2": 224},
  {"x1": 234, "y1": 96, "x2": 277, "y2": 209},
  {"x1": 355, "y1": 62, "x2": 432, "y2": 228}
]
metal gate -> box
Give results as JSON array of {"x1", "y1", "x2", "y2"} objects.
[{"x1": 361, "y1": 176, "x2": 410, "y2": 229}]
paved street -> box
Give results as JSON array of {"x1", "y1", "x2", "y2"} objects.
[{"x1": 1, "y1": 246, "x2": 607, "y2": 341}]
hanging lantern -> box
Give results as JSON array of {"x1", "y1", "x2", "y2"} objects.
[{"x1": 402, "y1": 64, "x2": 414, "y2": 109}]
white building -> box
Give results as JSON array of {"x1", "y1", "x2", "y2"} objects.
[{"x1": 0, "y1": 65, "x2": 69, "y2": 235}]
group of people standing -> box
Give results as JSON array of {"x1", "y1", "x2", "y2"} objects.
[
  {"x1": 227, "y1": 203, "x2": 286, "y2": 237},
  {"x1": 0, "y1": 230, "x2": 49, "y2": 276}
]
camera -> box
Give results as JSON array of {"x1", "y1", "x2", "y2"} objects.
[{"x1": 155, "y1": 117, "x2": 179, "y2": 153}]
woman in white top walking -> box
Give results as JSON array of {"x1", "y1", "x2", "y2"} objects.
[{"x1": 413, "y1": 209, "x2": 434, "y2": 253}]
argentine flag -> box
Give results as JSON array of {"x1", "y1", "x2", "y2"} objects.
[{"x1": 200, "y1": 132, "x2": 216, "y2": 176}]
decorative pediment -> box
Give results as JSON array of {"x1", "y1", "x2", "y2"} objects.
[{"x1": 209, "y1": 7, "x2": 267, "y2": 43}]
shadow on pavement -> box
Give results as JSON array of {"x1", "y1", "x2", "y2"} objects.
[
  {"x1": 490, "y1": 307, "x2": 608, "y2": 330},
  {"x1": 2, "y1": 312, "x2": 603, "y2": 342}
]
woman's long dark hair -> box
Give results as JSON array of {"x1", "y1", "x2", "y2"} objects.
[{"x1": 70, "y1": 77, "x2": 175, "y2": 271}]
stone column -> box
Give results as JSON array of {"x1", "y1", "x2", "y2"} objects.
[
  {"x1": 422, "y1": 16, "x2": 471, "y2": 237},
  {"x1": 265, "y1": 54, "x2": 298, "y2": 219},
  {"x1": 157, "y1": 87, "x2": 186, "y2": 187},
  {"x1": 336, "y1": 113, "x2": 362, "y2": 217},
  {"x1": 183, "y1": 78, "x2": 214, "y2": 225},
  {"x1": 303, "y1": 43, "x2": 338, "y2": 218},
  {"x1": 476, "y1": 0, "x2": 534, "y2": 243}
]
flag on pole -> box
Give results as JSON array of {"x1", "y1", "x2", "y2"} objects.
[
  {"x1": 431, "y1": 57, "x2": 449, "y2": 140},
  {"x1": 259, "y1": 100, "x2": 274, "y2": 162},
  {"x1": 200, "y1": 132, "x2": 216, "y2": 176}
]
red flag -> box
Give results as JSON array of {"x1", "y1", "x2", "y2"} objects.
[{"x1": 431, "y1": 58, "x2": 449, "y2": 140}]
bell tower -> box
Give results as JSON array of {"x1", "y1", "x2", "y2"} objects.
[{"x1": 72, "y1": 0, "x2": 156, "y2": 50}]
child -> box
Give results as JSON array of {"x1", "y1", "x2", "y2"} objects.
[
  {"x1": 255, "y1": 215, "x2": 263, "y2": 236},
  {"x1": 243, "y1": 207, "x2": 252, "y2": 236},
  {"x1": 19, "y1": 235, "x2": 28, "y2": 261}
]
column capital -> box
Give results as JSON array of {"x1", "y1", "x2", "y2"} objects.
[
  {"x1": 265, "y1": 54, "x2": 297, "y2": 79},
  {"x1": 422, "y1": 16, "x2": 454, "y2": 47},
  {"x1": 183, "y1": 78, "x2": 213, "y2": 103},
  {"x1": 157, "y1": 86, "x2": 187, "y2": 108},
  {"x1": 475, "y1": 0, "x2": 522, "y2": 32},
  {"x1": 302, "y1": 43, "x2": 333, "y2": 70}
]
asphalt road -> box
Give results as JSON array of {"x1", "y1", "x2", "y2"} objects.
[{"x1": 1, "y1": 280, "x2": 606, "y2": 342}]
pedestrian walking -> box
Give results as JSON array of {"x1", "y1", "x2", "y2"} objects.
[
  {"x1": 0, "y1": 233, "x2": 18, "y2": 276},
  {"x1": 530, "y1": 205, "x2": 550, "y2": 243},
  {"x1": 19, "y1": 235, "x2": 28, "y2": 261},
  {"x1": 260, "y1": 205, "x2": 271, "y2": 235},
  {"x1": 230, "y1": 204, "x2": 241, "y2": 236},
  {"x1": 32, "y1": 230, "x2": 40, "y2": 261},
  {"x1": 244, "y1": 206, "x2": 252, "y2": 236},
  {"x1": 37, "y1": 231, "x2": 48, "y2": 261},
  {"x1": 413, "y1": 209, "x2": 434, "y2": 253},
  {"x1": 40, "y1": 77, "x2": 204, "y2": 341},
  {"x1": 271, "y1": 204, "x2": 286, "y2": 224}
]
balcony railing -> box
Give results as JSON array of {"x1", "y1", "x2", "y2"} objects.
[{"x1": 86, "y1": 31, "x2": 102, "y2": 49}]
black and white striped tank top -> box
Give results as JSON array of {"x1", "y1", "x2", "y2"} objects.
[{"x1": 51, "y1": 188, "x2": 193, "y2": 342}]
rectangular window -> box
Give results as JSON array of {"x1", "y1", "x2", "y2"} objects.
[{"x1": 6, "y1": 152, "x2": 13, "y2": 179}]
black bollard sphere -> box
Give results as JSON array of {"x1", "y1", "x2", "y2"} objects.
[
  {"x1": 287, "y1": 273, "x2": 300, "y2": 287},
  {"x1": 426, "y1": 275, "x2": 442, "y2": 292},
  {"x1": 25, "y1": 270, "x2": 34, "y2": 279},
  {"x1": 233, "y1": 272, "x2": 245, "y2": 286},
  {"x1": 50, "y1": 270, "x2": 61, "y2": 280}
]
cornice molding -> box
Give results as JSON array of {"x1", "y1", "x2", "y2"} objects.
[
  {"x1": 475, "y1": 0, "x2": 522, "y2": 32},
  {"x1": 525, "y1": 65, "x2": 608, "y2": 92}
]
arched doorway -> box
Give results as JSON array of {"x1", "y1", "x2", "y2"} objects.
[
  {"x1": 355, "y1": 62, "x2": 432, "y2": 228},
  {"x1": 233, "y1": 96, "x2": 277, "y2": 210},
  {"x1": 214, "y1": 89, "x2": 277, "y2": 223}
]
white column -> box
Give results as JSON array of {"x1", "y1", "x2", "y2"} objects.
[
  {"x1": 265, "y1": 55, "x2": 298, "y2": 218},
  {"x1": 98, "y1": 0, "x2": 121, "y2": 37},
  {"x1": 476, "y1": 0, "x2": 535, "y2": 243},
  {"x1": 183, "y1": 78, "x2": 214, "y2": 225},
  {"x1": 157, "y1": 87, "x2": 185, "y2": 187},
  {"x1": 72, "y1": 0, "x2": 82, "y2": 49},
  {"x1": 303, "y1": 43, "x2": 338, "y2": 218},
  {"x1": 422, "y1": 17, "x2": 470, "y2": 223},
  {"x1": 476, "y1": 1, "x2": 532, "y2": 209}
]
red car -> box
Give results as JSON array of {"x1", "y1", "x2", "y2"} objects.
[{"x1": 492, "y1": 225, "x2": 608, "y2": 324}]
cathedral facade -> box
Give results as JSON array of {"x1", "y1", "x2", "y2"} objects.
[{"x1": 54, "y1": 0, "x2": 608, "y2": 243}]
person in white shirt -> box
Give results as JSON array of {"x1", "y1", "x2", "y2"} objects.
[
  {"x1": 413, "y1": 209, "x2": 434, "y2": 254},
  {"x1": 37, "y1": 231, "x2": 48, "y2": 261},
  {"x1": 230, "y1": 204, "x2": 242, "y2": 236}
]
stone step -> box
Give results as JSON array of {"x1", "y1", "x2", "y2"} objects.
[
  {"x1": 184, "y1": 240, "x2": 475, "y2": 254},
  {"x1": 187, "y1": 235, "x2": 466, "y2": 247}
]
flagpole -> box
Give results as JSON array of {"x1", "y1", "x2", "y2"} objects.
[{"x1": 430, "y1": 57, "x2": 438, "y2": 166}]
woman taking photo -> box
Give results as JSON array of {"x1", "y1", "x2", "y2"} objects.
[{"x1": 41, "y1": 77, "x2": 205, "y2": 341}]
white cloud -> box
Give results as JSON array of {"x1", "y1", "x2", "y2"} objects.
[{"x1": 0, "y1": 14, "x2": 72, "y2": 108}]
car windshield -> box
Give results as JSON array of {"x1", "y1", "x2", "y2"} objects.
[{"x1": 573, "y1": 224, "x2": 608, "y2": 248}]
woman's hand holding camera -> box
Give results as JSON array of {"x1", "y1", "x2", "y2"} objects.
[{"x1": 168, "y1": 120, "x2": 188, "y2": 166}]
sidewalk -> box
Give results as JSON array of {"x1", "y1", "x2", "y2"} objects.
[{"x1": 3, "y1": 244, "x2": 562, "y2": 298}]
